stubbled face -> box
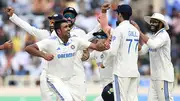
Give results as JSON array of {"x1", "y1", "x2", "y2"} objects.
[
  {"x1": 57, "y1": 22, "x2": 71, "y2": 40},
  {"x1": 150, "y1": 18, "x2": 161, "y2": 33},
  {"x1": 64, "y1": 12, "x2": 76, "y2": 28},
  {"x1": 49, "y1": 19, "x2": 55, "y2": 33}
]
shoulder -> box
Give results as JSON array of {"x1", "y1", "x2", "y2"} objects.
[
  {"x1": 158, "y1": 29, "x2": 169, "y2": 37},
  {"x1": 71, "y1": 26, "x2": 86, "y2": 37}
]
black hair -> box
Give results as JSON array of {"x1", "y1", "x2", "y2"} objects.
[
  {"x1": 54, "y1": 20, "x2": 67, "y2": 30},
  {"x1": 119, "y1": 12, "x2": 131, "y2": 20},
  {"x1": 54, "y1": 20, "x2": 67, "y2": 34}
]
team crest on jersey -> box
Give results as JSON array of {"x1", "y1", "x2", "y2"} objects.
[
  {"x1": 100, "y1": 54, "x2": 104, "y2": 59},
  {"x1": 71, "y1": 45, "x2": 75, "y2": 49}
]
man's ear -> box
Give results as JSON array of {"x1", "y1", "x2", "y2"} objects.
[
  {"x1": 56, "y1": 29, "x2": 61, "y2": 35},
  {"x1": 159, "y1": 22, "x2": 164, "y2": 29}
]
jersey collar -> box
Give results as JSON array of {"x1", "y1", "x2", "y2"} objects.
[
  {"x1": 119, "y1": 20, "x2": 130, "y2": 26},
  {"x1": 154, "y1": 28, "x2": 165, "y2": 36},
  {"x1": 54, "y1": 32, "x2": 72, "y2": 46}
]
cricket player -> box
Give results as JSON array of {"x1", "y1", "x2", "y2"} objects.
[
  {"x1": 5, "y1": 7, "x2": 65, "y2": 101},
  {"x1": 133, "y1": 13, "x2": 174, "y2": 101},
  {"x1": 87, "y1": 31, "x2": 114, "y2": 101},
  {"x1": 25, "y1": 17, "x2": 109, "y2": 101},
  {"x1": 0, "y1": 40, "x2": 13, "y2": 50},
  {"x1": 100, "y1": 3, "x2": 140, "y2": 101}
]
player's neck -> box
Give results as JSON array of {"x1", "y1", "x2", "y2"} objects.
[{"x1": 60, "y1": 36, "x2": 68, "y2": 44}]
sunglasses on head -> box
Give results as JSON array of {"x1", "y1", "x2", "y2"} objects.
[
  {"x1": 95, "y1": 35, "x2": 107, "y2": 39},
  {"x1": 64, "y1": 13, "x2": 76, "y2": 19}
]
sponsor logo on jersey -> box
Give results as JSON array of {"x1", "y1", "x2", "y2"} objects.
[{"x1": 57, "y1": 52, "x2": 75, "y2": 58}]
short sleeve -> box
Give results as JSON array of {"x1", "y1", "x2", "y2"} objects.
[
  {"x1": 36, "y1": 39, "x2": 51, "y2": 52},
  {"x1": 73, "y1": 37, "x2": 91, "y2": 50}
]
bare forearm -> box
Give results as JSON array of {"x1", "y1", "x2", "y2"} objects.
[
  {"x1": 140, "y1": 31, "x2": 149, "y2": 43},
  {"x1": 100, "y1": 13, "x2": 111, "y2": 36},
  {"x1": 25, "y1": 46, "x2": 45, "y2": 58}
]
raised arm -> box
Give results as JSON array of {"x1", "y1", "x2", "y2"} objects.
[
  {"x1": 5, "y1": 7, "x2": 50, "y2": 40},
  {"x1": 100, "y1": 3, "x2": 112, "y2": 36}
]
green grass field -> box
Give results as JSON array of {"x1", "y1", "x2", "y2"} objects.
[{"x1": 0, "y1": 96, "x2": 98, "y2": 101}]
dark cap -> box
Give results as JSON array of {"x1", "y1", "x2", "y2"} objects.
[
  {"x1": 54, "y1": 18, "x2": 68, "y2": 30},
  {"x1": 101, "y1": 82, "x2": 114, "y2": 101},
  {"x1": 115, "y1": 5, "x2": 132, "y2": 16},
  {"x1": 63, "y1": 7, "x2": 78, "y2": 17},
  {"x1": 93, "y1": 31, "x2": 108, "y2": 39},
  {"x1": 48, "y1": 14, "x2": 64, "y2": 21}
]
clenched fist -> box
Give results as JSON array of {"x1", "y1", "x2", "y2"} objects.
[
  {"x1": 101, "y1": 3, "x2": 111, "y2": 13},
  {"x1": 4, "y1": 7, "x2": 14, "y2": 17},
  {"x1": 3, "y1": 40, "x2": 13, "y2": 49},
  {"x1": 81, "y1": 49, "x2": 90, "y2": 61},
  {"x1": 42, "y1": 53, "x2": 54, "y2": 61}
]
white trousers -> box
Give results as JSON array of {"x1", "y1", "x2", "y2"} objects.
[
  {"x1": 40, "y1": 70, "x2": 54, "y2": 101},
  {"x1": 46, "y1": 76, "x2": 73, "y2": 101},
  {"x1": 113, "y1": 75, "x2": 139, "y2": 101},
  {"x1": 148, "y1": 80, "x2": 174, "y2": 101}
]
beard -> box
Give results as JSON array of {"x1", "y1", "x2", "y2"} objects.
[
  {"x1": 116, "y1": 20, "x2": 120, "y2": 26},
  {"x1": 67, "y1": 20, "x2": 74, "y2": 28},
  {"x1": 150, "y1": 25, "x2": 159, "y2": 33}
]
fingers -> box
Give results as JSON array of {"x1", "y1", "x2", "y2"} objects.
[
  {"x1": 4, "y1": 7, "x2": 14, "y2": 16},
  {"x1": 103, "y1": 3, "x2": 111, "y2": 7},
  {"x1": 4, "y1": 7, "x2": 12, "y2": 12},
  {"x1": 7, "y1": 40, "x2": 12, "y2": 43},
  {"x1": 47, "y1": 54, "x2": 54, "y2": 61}
]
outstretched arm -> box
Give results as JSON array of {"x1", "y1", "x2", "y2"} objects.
[{"x1": 5, "y1": 7, "x2": 50, "y2": 40}]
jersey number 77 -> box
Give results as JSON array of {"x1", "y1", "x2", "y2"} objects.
[{"x1": 126, "y1": 39, "x2": 139, "y2": 54}]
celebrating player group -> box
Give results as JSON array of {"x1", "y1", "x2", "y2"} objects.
[{"x1": 3, "y1": 2, "x2": 174, "y2": 101}]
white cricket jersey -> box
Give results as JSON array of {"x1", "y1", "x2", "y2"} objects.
[
  {"x1": 69, "y1": 24, "x2": 101, "y2": 84},
  {"x1": 9, "y1": 14, "x2": 50, "y2": 40},
  {"x1": 89, "y1": 50, "x2": 113, "y2": 85},
  {"x1": 101, "y1": 50, "x2": 113, "y2": 81},
  {"x1": 69, "y1": 26, "x2": 87, "y2": 84},
  {"x1": 140, "y1": 28, "x2": 174, "y2": 82},
  {"x1": 89, "y1": 50, "x2": 104, "y2": 65},
  {"x1": 9, "y1": 13, "x2": 57, "y2": 71},
  {"x1": 110, "y1": 21, "x2": 140, "y2": 77},
  {"x1": 36, "y1": 34, "x2": 91, "y2": 81}
]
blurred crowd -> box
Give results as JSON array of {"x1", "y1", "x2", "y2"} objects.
[{"x1": 0, "y1": 0, "x2": 180, "y2": 87}]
